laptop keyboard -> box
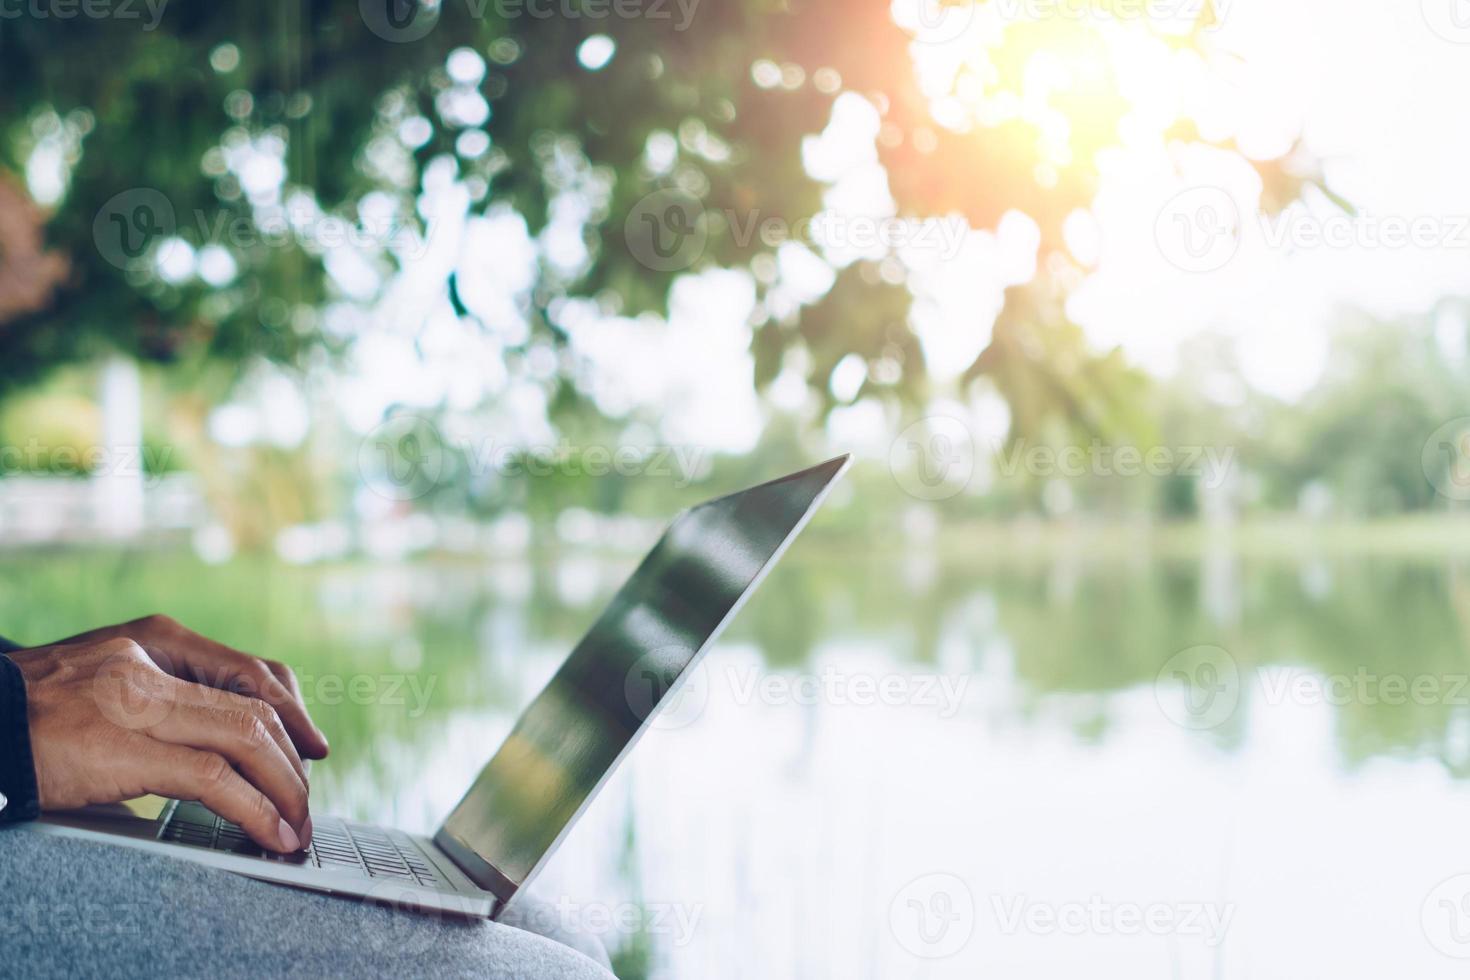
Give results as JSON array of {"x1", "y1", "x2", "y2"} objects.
[{"x1": 160, "y1": 801, "x2": 443, "y2": 887}]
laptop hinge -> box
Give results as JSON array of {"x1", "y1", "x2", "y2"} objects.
[{"x1": 433, "y1": 827, "x2": 519, "y2": 907}]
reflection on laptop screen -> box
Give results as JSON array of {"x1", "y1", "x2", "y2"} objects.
[{"x1": 438, "y1": 458, "x2": 846, "y2": 892}]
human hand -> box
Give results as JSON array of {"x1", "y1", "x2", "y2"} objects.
[
  {"x1": 9, "y1": 616, "x2": 326, "y2": 852},
  {"x1": 46, "y1": 614, "x2": 329, "y2": 761}
]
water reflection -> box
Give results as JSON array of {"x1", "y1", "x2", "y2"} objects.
[{"x1": 4, "y1": 542, "x2": 1470, "y2": 977}]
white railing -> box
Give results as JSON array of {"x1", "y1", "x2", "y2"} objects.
[{"x1": 0, "y1": 473, "x2": 206, "y2": 544}]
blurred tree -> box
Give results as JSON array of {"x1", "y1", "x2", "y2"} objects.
[
  {"x1": 1255, "y1": 305, "x2": 1470, "y2": 515},
  {"x1": 0, "y1": 0, "x2": 1327, "y2": 453}
]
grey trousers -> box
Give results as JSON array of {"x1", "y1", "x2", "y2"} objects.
[{"x1": 0, "y1": 827, "x2": 616, "y2": 979}]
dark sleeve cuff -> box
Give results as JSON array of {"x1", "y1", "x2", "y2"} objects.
[
  {"x1": 0, "y1": 635, "x2": 20, "y2": 654},
  {"x1": 0, "y1": 653, "x2": 40, "y2": 823}
]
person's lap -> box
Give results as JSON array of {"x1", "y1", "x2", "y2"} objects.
[{"x1": 0, "y1": 826, "x2": 615, "y2": 979}]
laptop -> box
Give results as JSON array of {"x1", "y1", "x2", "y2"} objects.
[{"x1": 22, "y1": 455, "x2": 851, "y2": 919}]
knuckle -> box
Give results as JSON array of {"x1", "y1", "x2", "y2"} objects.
[
  {"x1": 234, "y1": 661, "x2": 273, "y2": 690},
  {"x1": 134, "y1": 613, "x2": 177, "y2": 631},
  {"x1": 232, "y1": 711, "x2": 270, "y2": 747},
  {"x1": 240, "y1": 695, "x2": 279, "y2": 725},
  {"x1": 247, "y1": 664, "x2": 289, "y2": 701},
  {"x1": 260, "y1": 708, "x2": 289, "y2": 743},
  {"x1": 195, "y1": 752, "x2": 234, "y2": 788},
  {"x1": 99, "y1": 637, "x2": 149, "y2": 664}
]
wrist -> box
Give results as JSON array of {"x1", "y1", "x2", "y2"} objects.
[{"x1": 0, "y1": 653, "x2": 41, "y2": 823}]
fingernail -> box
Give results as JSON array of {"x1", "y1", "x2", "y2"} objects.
[
  {"x1": 278, "y1": 818, "x2": 301, "y2": 852},
  {"x1": 300, "y1": 816, "x2": 313, "y2": 848}
]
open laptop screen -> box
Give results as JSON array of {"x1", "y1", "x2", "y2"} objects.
[{"x1": 436, "y1": 457, "x2": 848, "y2": 898}]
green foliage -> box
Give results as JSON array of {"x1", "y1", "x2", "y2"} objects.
[
  {"x1": 0, "y1": 0, "x2": 1321, "y2": 445},
  {"x1": 1251, "y1": 305, "x2": 1470, "y2": 515}
]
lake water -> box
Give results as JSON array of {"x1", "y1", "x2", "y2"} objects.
[{"x1": 4, "y1": 534, "x2": 1470, "y2": 978}]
